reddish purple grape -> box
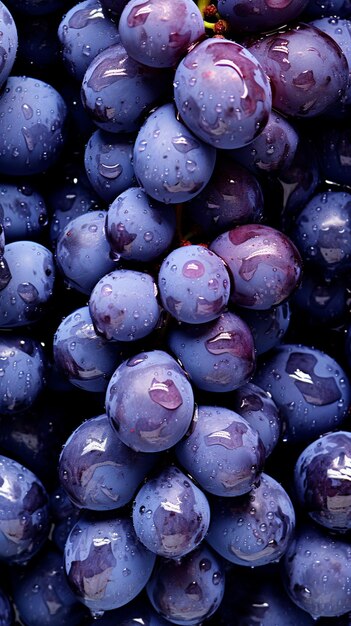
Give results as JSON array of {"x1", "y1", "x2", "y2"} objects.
[
  {"x1": 247, "y1": 23, "x2": 349, "y2": 118},
  {"x1": 210, "y1": 223, "x2": 303, "y2": 310}
]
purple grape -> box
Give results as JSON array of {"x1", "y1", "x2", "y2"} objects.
[
  {"x1": 0, "y1": 454, "x2": 50, "y2": 564},
  {"x1": 282, "y1": 521, "x2": 351, "y2": 619},
  {"x1": 81, "y1": 43, "x2": 170, "y2": 134},
  {"x1": 0, "y1": 75, "x2": 67, "y2": 177},
  {"x1": 118, "y1": 0, "x2": 205, "y2": 68},
  {"x1": 175, "y1": 404, "x2": 265, "y2": 498},
  {"x1": 253, "y1": 343, "x2": 351, "y2": 443},
  {"x1": 167, "y1": 310, "x2": 256, "y2": 393},
  {"x1": 231, "y1": 381, "x2": 281, "y2": 457},
  {"x1": 133, "y1": 102, "x2": 217, "y2": 204},
  {"x1": 89, "y1": 268, "x2": 161, "y2": 341},
  {"x1": 173, "y1": 37, "x2": 272, "y2": 150},
  {"x1": 64, "y1": 512, "x2": 156, "y2": 616},
  {"x1": 294, "y1": 430, "x2": 351, "y2": 533},
  {"x1": 53, "y1": 305, "x2": 125, "y2": 393},
  {"x1": 105, "y1": 349, "x2": 194, "y2": 453},
  {"x1": 55, "y1": 210, "x2": 116, "y2": 295},
  {"x1": 158, "y1": 244, "x2": 231, "y2": 324},
  {"x1": 57, "y1": 0, "x2": 121, "y2": 81},
  {"x1": 247, "y1": 23, "x2": 349, "y2": 118},
  {"x1": 217, "y1": 0, "x2": 309, "y2": 33},
  {"x1": 132, "y1": 464, "x2": 210, "y2": 559},
  {"x1": 83, "y1": 129, "x2": 136, "y2": 203},
  {"x1": 59, "y1": 413, "x2": 158, "y2": 510},
  {"x1": 229, "y1": 109, "x2": 299, "y2": 175},
  {"x1": 146, "y1": 543, "x2": 225, "y2": 625},
  {"x1": 0, "y1": 240, "x2": 55, "y2": 327},
  {"x1": 206, "y1": 472, "x2": 295, "y2": 567},
  {"x1": 186, "y1": 155, "x2": 265, "y2": 238},
  {"x1": 210, "y1": 224, "x2": 303, "y2": 310},
  {"x1": 0, "y1": 1, "x2": 18, "y2": 89},
  {"x1": 105, "y1": 186, "x2": 176, "y2": 262}
]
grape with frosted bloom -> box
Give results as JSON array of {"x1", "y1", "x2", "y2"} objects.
[{"x1": 173, "y1": 37, "x2": 272, "y2": 150}]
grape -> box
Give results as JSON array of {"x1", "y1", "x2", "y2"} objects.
[
  {"x1": 210, "y1": 224, "x2": 303, "y2": 310},
  {"x1": 0, "y1": 1, "x2": 17, "y2": 89},
  {"x1": 238, "y1": 301, "x2": 291, "y2": 355},
  {"x1": 246, "y1": 23, "x2": 349, "y2": 118},
  {"x1": 106, "y1": 186, "x2": 176, "y2": 262},
  {"x1": 173, "y1": 37, "x2": 272, "y2": 150},
  {"x1": 158, "y1": 244, "x2": 231, "y2": 324},
  {"x1": 59, "y1": 413, "x2": 158, "y2": 510},
  {"x1": 118, "y1": 0, "x2": 205, "y2": 68},
  {"x1": 167, "y1": 310, "x2": 256, "y2": 393},
  {"x1": 294, "y1": 430, "x2": 351, "y2": 533},
  {"x1": 89, "y1": 268, "x2": 161, "y2": 341},
  {"x1": 133, "y1": 102, "x2": 217, "y2": 204},
  {"x1": 206, "y1": 472, "x2": 296, "y2": 567},
  {"x1": 175, "y1": 404, "x2": 265, "y2": 497},
  {"x1": 217, "y1": 0, "x2": 309, "y2": 34},
  {"x1": 57, "y1": 0, "x2": 121, "y2": 81},
  {"x1": 146, "y1": 543, "x2": 225, "y2": 625},
  {"x1": 55, "y1": 210, "x2": 116, "y2": 295},
  {"x1": 105, "y1": 349, "x2": 195, "y2": 452},
  {"x1": 0, "y1": 181, "x2": 48, "y2": 243},
  {"x1": 83, "y1": 128, "x2": 136, "y2": 203},
  {"x1": 132, "y1": 464, "x2": 210, "y2": 558},
  {"x1": 64, "y1": 512, "x2": 156, "y2": 615}
]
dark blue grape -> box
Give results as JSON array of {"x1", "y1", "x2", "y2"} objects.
[
  {"x1": 132, "y1": 465, "x2": 210, "y2": 559},
  {"x1": 312, "y1": 122, "x2": 351, "y2": 187},
  {"x1": 186, "y1": 155, "x2": 265, "y2": 238},
  {"x1": 302, "y1": 0, "x2": 345, "y2": 17},
  {"x1": 118, "y1": 0, "x2": 205, "y2": 68},
  {"x1": 167, "y1": 310, "x2": 256, "y2": 393},
  {"x1": 173, "y1": 37, "x2": 272, "y2": 150},
  {"x1": 0, "y1": 182, "x2": 48, "y2": 243},
  {"x1": 158, "y1": 244, "x2": 230, "y2": 324},
  {"x1": 133, "y1": 102, "x2": 217, "y2": 204},
  {"x1": 217, "y1": 0, "x2": 309, "y2": 33},
  {"x1": 175, "y1": 405, "x2": 265, "y2": 497},
  {"x1": 0, "y1": 1, "x2": 17, "y2": 89},
  {"x1": 0, "y1": 586, "x2": 14, "y2": 626},
  {"x1": 229, "y1": 109, "x2": 299, "y2": 175},
  {"x1": 282, "y1": 521, "x2": 351, "y2": 619},
  {"x1": 48, "y1": 163, "x2": 102, "y2": 249},
  {"x1": 89, "y1": 268, "x2": 161, "y2": 341},
  {"x1": 210, "y1": 224, "x2": 303, "y2": 310},
  {"x1": 0, "y1": 76, "x2": 67, "y2": 177},
  {"x1": 106, "y1": 186, "x2": 176, "y2": 262},
  {"x1": 247, "y1": 23, "x2": 349, "y2": 118},
  {"x1": 57, "y1": 0, "x2": 121, "y2": 81},
  {"x1": 64, "y1": 512, "x2": 156, "y2": 616},
  {"x1": 231, "y1": 381, "x2": 281, "y2": 457},
  {"x1": 0, "y1": 334, "x2": 46, "y2": 414},
  {"x1": 11, "y1": 546, "x2": 88, "y2": 626},
  {"x1": 294, "y1": 430, "x2": 351, "y2": 533},
  {"x1": 0, "y1": 454, "x2": 50, "y2": 564},
  {"x1": 53, "y1": 305, "x2": 124, "y2": 393},
  {"x1": 81, "y1": 43, "x2": 170, "y2": 134},
  {"x1": 0, "y1": 240, "x2": 55, "y2": 328},
  {"x1": 238, "y1": 301, "x2": 291, "y2": 355},
  {"x1": 253, "y1": 343, "x2": 351, "y2": 443},
  {"x1": 59, "y1": 413, "x2": 158, "y2": 510},
  {"x1": 6, "y1": 0, "x2": 70, "y2": 15},
  {"x1": 146, "y1": 543, "x2": 225, "y2": 625},
  {"x1": 290, "y1": 189, "x2": 351, "y2": 274},
  {"x1": 206, "y1": 472, "x2": 295, "y2": 567},
  {"x1": 84, "y1": 129, "x2": 136, "y2": 203},
  {"x1": 55, "y1": 210, "x2": 116, "y2": 295},
  {"x1": 105, "y1": 349, "x2": 194, "y2": 453}
]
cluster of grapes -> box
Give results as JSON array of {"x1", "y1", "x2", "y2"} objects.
[{"x1": 0, "y1": 0, "x2": 350, "y2": 624}]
